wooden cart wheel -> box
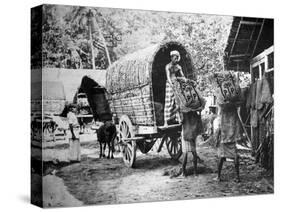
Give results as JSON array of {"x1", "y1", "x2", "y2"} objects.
[
  {"x1": 119, "y1": 115, "x2": 137, "y2": 168},
  {"x1": 164, "y1": 133, "x2": 182, "y2": 160}
]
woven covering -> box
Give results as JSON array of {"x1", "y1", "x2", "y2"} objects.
[{"x1": 106, "y1": 41, "x2": 195, "y2": 126}]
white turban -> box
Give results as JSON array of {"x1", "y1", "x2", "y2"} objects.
[{"x1": 170, "y1": 50, "x2": 181, "y2": 61}]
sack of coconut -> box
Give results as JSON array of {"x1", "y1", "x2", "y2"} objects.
[
  {"x1": 212, "y1": 72, "x2": 242, "y2": 107},
  {"x1": 172, "y1": 77, "x2": 206, "y2": 113}
]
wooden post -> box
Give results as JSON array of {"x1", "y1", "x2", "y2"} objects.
[
  {"x1": 251, "y1": 19, "x2": 265, "y2": 58},
  {"x1": 87, "y1": 10, "x2": 96, "y2": 70},
  {"x1": 89, "y1": 25, "x2": 96, "y2": 70},
  {"x1": 249, "y1": 63, "x2": 254, "y2": 150},
  {"x1": 92, "y1": 12, "x2": 112, "y2": 66},
  {"x1": 265, "y1": 51, "x2": 268, "y2": 73}
]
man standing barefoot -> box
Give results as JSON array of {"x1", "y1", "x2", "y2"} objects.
[
  {"x1": 181, "y1": 111, "x2": 203, "y2": 177},
  {"x1": 214, "y1": 105, "x2": 242, "y2": 182}
]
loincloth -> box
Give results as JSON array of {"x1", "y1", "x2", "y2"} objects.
[
  {"x1": 164, "y1": 81, "x2": 178, "y2": 122},
  {"x1": 217, "y1": 142, "x2": 237, "y2": 158},
  {"x1": 182, "y1": 138, "x2": 196, "y2": 153}
]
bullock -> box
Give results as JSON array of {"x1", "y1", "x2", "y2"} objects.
[{"x1": 96, "y1": 121, "x2": 117, "y2": 159}]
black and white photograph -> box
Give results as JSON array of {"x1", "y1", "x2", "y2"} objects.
[{"x1": 30, "y1": 3, "x2": 274, "y2": 208}]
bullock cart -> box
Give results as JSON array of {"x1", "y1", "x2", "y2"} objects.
[{"x1": 106, "y1": 41, "x2": 196, "y2": 167}]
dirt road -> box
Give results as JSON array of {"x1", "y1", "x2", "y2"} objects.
[{"x1": 37, "y1": 137, "x2": 273, "y2": 206}]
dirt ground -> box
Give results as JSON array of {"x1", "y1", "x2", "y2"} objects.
[{"x1": 32, "y1": 132, "x2": 273, "y2": 207}]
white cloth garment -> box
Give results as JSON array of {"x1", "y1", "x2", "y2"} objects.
[{"x1": 67, "y1": 112, "x2": 78, "y2": 126}]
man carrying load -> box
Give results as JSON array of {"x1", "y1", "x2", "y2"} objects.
[
  {"x1": 211, "y1": 72, "x2": 243, "y2": 182},
  {"x1": 164, "y1": 50, "x2": 206, "y2": 176}
]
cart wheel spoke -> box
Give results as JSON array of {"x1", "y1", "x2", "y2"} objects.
[
  {"x1": 173, "y1": 142, "x2": 177, "y2": 154},
  {"x1": 127, "y1": 145, "x2": 132, "y2": 158},
  {"x1": 125, "y1": 148, "x2": 130, "y2": 160},
  {"x1": 166, "y1": 137, "x2": 171, "y2": 149},
  {"x1": 174, "y1": 141, "x2": 177, "y2": 154},
  {"x1": 164, "y1": 134, "x2": 182, "y2": 160}
]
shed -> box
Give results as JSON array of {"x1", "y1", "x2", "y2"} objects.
[
  {"x1": 224, "y1": 17, "x2": 274, "y2": 171},
  {"x1": 31, "y1": 68, "x2": 107, "y2": 116},
  {"x1": 224, "y1": 17, "x2": 273, "y2": 72},
  {"x1": 31, "y1": 81, "x2": 66, "y2": 114}
]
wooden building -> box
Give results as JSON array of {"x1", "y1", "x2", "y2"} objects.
[
  {"x1": 224, "y1": 17, "x2": 274, "y2": 171},
  {"x1": 224, "y1": 17, "x2": 274, "y2": 87}
]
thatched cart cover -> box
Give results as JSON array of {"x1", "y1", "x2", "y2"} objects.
[
  {"x1": 106, "y1": 41, "x2": 195, "y2": 127},
  {"x1": 78, "y1": 76, "x2": 112, "y2": 122}
]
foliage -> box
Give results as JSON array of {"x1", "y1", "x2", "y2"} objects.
[{"x1": 34, "y1": 5, "x2": 233, "y2": 94}]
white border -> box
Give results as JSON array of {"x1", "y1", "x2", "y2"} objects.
[{"x1": 0, "y1": 0, "x2": 279, "y2": 212}]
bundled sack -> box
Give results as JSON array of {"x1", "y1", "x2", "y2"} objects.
[
  {"x1": 172, "y1": 77, "x2": 206, "y2": 113},
  {"x1": 212, "y1": 72, "x2": 241, "y2": 106}
]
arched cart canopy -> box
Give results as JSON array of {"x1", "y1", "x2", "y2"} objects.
[
  {"x1": 106, "y1": 41, "x2": 195, "y2": 93},
  {"x1": 106, "y1": 41, "x2": 195, "y2": 127}
]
